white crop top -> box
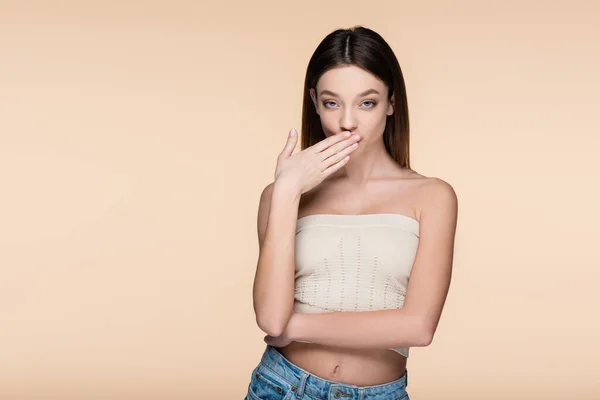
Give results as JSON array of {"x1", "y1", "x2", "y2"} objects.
[{"x1": 293, "y1": 213, "x2": 420, "y2": 357}]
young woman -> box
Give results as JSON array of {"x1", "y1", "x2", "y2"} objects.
[{"x1": 245, "y1": 26, "x2": 458, "y2": 400}]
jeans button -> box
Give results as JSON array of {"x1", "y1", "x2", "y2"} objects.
[{"x1": 334, "y1": 390, "x2": 341, "y2": 399}]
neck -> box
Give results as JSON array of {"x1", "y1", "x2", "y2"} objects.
[{"x1": 332, "y1": 137, "x2": 394, "y2": 186}]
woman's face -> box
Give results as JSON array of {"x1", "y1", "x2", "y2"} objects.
[{"x1": 310, "y1": 65, "x2": 394, "y2": 145}]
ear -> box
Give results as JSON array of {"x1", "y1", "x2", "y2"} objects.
[
  {"x1": 387, "y1": 91, "x2": 395, "y2": 116},
  {"x1": 309, "y1": 88, "x2": 319, "y2": 115}
]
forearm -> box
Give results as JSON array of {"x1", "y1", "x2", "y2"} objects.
[
  {"x1": 253, "y1": 181, "x2": 300, "y2": 336},
  {"x1": 287, "y1": 309, "x2": 431, "y2": 350}
]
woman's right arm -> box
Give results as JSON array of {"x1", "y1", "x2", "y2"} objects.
[
  {"x1": 252, "y1": 180, "x2": 301, "y2": 337},
  {"x1": 251, "y1": 128, "x2": 361, "y2": 337}
]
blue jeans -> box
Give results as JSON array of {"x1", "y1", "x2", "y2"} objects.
[{"x1": 245, "y1": 345, "x2": 410, "y2": 400}]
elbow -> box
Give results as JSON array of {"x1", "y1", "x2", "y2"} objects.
[
  {"x1": 253, "y1": 298, "x2": 293, "y2": 337},
  {"x1": 416, "y1": 321, "x2": 435, "y2": 347},
  {"x1": 412, "y1": 317, "x2": 434, "y2": 347},
  {"x1": 254, "y1": 304, "x2": 292, "y2": 337},
  {"x1": 256, "y1": 314, "x2": 288, "y2": 337},
  {"x1": 418, "y1": 330, "x2": 434, "y2": 347}
]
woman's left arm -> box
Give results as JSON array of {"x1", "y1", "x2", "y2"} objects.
[{"x1": 269, "y1": 179, "x2": 458, "y2": 350}]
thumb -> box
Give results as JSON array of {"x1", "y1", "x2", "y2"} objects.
[{"x1": 280, "y1": 128, "x2": 298, "y2": 158}]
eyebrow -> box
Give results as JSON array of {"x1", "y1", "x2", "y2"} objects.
[{"x1": 318, "y1": 88, "x2": 381, "y2": 98}]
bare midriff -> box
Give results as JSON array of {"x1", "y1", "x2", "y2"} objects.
[{"x1": 277, "y1": 341, "x2": 407, "y2": 386}]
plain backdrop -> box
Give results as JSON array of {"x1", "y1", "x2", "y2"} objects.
[{"x1": 1, "y1": 1, "x2": 599, "y2": 399}]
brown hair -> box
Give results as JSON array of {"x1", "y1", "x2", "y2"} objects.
[{"x1": 300, "y1": 26, "x2": 411, "y2": 168}]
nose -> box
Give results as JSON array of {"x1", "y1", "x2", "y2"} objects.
[{"x1": 339, "y1": 108, "x2": 358, "y2": 132}]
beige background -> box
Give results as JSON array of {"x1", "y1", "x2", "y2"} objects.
[{"x1": 1, "y1": 1, "x2": 599, "y2": 399}]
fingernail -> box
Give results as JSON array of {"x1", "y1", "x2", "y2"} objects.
[{"x1": 290, "y1": 129, "x2": 296, "y2": 136}]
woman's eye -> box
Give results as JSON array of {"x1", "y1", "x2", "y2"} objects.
[{"x1": 322, "y1": 101, "x2": 376, "y2": 108}]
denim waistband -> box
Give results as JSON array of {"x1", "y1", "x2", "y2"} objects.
[{"x1": 259, "y1": 345, "x2": 408, "y2": 400}]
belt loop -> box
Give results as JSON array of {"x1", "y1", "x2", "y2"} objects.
[{"x1": 295, "y1": 371, "x2": 308, "y2": 399}]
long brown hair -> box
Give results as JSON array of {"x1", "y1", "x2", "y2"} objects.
[{"x1": 301, "y1": 26, "x2": 411, "y2": 168}]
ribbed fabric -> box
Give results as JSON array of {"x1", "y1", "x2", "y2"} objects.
[{"x1": 293, "y1": 213, "x2": 420, "y2": 358}]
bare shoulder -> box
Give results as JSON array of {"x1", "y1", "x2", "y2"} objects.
[
  {"x1": 421, "y1": 176, "x2": 457, "y2": 201},
  {"x1": 400, "y1": 170, "x2": 456, "y2": 199},
  {"x1": 404, "y1": 173, "x2": 458, "y2": 221}
]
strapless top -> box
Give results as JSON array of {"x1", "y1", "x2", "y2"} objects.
[{"x1": 293, "y1": 213, "x2": 420, "y2": 357}]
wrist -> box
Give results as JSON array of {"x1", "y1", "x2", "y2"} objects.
[{"x1": 273, "y1": 179, "x2": 302, "y2": 200}]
